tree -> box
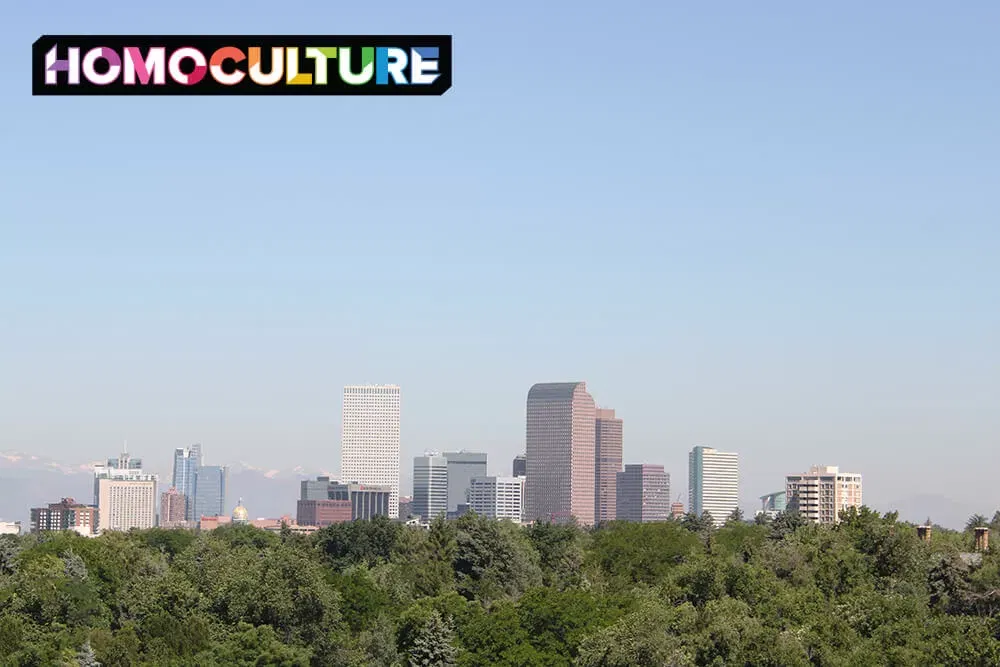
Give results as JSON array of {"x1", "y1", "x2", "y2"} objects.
[
  {"x1": 453, "y1": 513, "x2": 541, "y2": 601},
  {"x1": 406, "y1": 611, "x2": 457, "y2": 666},
  {"x1": 727, "y1": 507, "x2": 745, "y2": 524},
  {"x1": 966, "y1": 514, "x2": 989, "y2": 532},
  {"x1": 526, "y1": 520, "x2": 587, "y2": 589},
  {"x1": 75, "y1": 640, "x2": 101, "y2": 667}
]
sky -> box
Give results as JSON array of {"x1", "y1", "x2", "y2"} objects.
[{"x1": 1, "y1": 1, "x2": 998, "y2": 516}]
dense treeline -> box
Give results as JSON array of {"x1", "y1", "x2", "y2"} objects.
[{"x1": 1, "y1": 508, "x2": 1000, "y2": 666}]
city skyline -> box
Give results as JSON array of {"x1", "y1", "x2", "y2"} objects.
[{"x1": 3, "y1": 3, "x2": 999, "y2": 531}]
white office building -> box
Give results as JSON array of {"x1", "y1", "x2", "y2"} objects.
[
  {"x1": 0, "y1": 521, "x2": 21, "y2": 535},
  {"x1": 413, "y1": 452, "x2": 449, "y2": 522},
  {"x1": 341, "y1": 385, "x2": 401, "y2": 518},
  {"x1": 688, "y1": 445, "x2": 739, "y2": 527},
  {"x1": 468, "y1": 476, "x2": 524, "y2": 523}
]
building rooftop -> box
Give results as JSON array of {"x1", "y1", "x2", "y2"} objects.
[{"x1": 527, "y1": 382, "x2": 586, "y2": 400}]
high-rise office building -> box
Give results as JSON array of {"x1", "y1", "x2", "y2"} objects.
[
  {"x1": 444, "y1": 450, "x2": 487, "y2": 512},
  {"x1": 413, "y1": 452, "x2": 449, "y2": 521},
  {"x1": 525, "y1": 382, "x2": 597, "y2": 526},
  {"x1": 94, "y1": 451, "x2": 158, "y2": 532},
  {"x1": 688, "y1": 445, "x2": 739, "y2": 527},
  {"x1": 172, "y1": 444, "x2": 202, "y2": 520},
  {"x1": 469, "y1": 476, "x2": 524, "y2": 522},
  {"x1": 341, "y1": 385, "x2": 401, "y2": 518},
  {"x1": 785, "y1": 466, "x2": 862, "y2": 525},
  {"x1": 594, "y1": 408, "x2": 623, "y2": 523},
  {"x1": 512, "y1": 454, "x2": 526, "y2": 478},
  {"x1": 615, "y1": 464, "x2": 670, "y2": 522},
  {"x1": 193, "y1": 465, "x2": 228, "y2": 520}
]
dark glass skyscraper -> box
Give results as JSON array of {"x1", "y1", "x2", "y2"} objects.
[{"x1": 512, "y1": 454, "x2": 526, "y2": 478}]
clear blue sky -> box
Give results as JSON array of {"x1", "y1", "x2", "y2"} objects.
[{"x1": 2, "y1": 1, "x2": 998, "y2": 517}]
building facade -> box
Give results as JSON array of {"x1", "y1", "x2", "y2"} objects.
[
  {"x1": 413, "y1": 453, "x2": 450, "y2": 521},
  {"x1": 94, "y1": 451, "x2": 158, "y2": 532},
  {"x1": 193, "y1": 465, "x2": 228, "y2": 520},
  {"x1": 341, "y1": 385, "x2": 401, "y2": 518},
  {"x1": 29, "y1": 498, "x2": 98, "y2": 535},
  {"x1": 296, "y1": 499, "x2": 353, "y2": 527},
  {"x1": 594, "y1": 408, "x2": 623, "y2": 523},
  {"x1": 444, "y1": 450, "x2": 487, "y2": 512},
  {"x1": 688, "y1": 445, "x2": 739, "y2": 527},
  {"x1": 525, "y1": 382, "x2": 597, "y2": 525},
  {"x1": 160, "y1": 487, "x2": 187, "y2": 526},
  {"x1": 348, "y1": 483, "x2": 393, "y2": 520},
  {"x1": 297, "y1": 476, "x2": 393, "y2": 521},
  {"x1": 615, "y1": 464, "x2": 670, "y2": 522},
  {"x1": 468, "y1": 476, "x2": 524, "y2": 522},
  {"x1": 785, "y1": 466, "x2": 862, "y2": 525},
  {"x1": 512, "y1": 454, "x2": 526, "y2": 478},
  {"x1": 172, "y1": 444, "x2": 202, "y2": 520},
  {"x1": 0, "y1": 521, "x2": 20, "y2": 535},
  {"x1": 758, "y1": 491, "x2": 787, "y2": 519}
]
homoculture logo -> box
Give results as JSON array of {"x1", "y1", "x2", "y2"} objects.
[{"x1": 32, "y1": 35, "x2": 452, "y2": 96}]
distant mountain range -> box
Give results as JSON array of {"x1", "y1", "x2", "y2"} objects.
[{"x1": 0, "y1": 451, "x2": 337, "y2": 526}]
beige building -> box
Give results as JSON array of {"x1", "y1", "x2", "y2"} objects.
[
  {"x1": 525, "y1": 382, "x2": 597, "y2": 525},
  {"x1": 97, "y1": 478, "x2": 158, "y2": 531},
  {"x1": 95, "y1": 451, "x2": 158, "y2": 532},
  {"x1": 785, "y1": 465, "x2": 862, "y2": 525}
]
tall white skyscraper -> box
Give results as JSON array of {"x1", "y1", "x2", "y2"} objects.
[
  {"x1": 688, "y1": 445, "x2": 739, "y2": 527},
  {"x1": 341, "y1": 385, "x2": 401, "y2": 518}
]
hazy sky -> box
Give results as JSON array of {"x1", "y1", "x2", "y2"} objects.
[{"x1": 1, "y1": 2, "x2": 998, "y2": 514}]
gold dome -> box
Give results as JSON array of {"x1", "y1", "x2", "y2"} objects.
[{"x1": 232, "y1": 499, "x2": 249, "y2": 523}]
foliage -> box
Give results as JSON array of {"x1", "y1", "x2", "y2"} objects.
[{"x1": 0, "y1": 508, "x2": 998, "y2": 665}]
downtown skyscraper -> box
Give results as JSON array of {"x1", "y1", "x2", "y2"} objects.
[
  {"x1": 616, "y1": 464, "x2": 670, "y2": 522},
  {"x1": 525, "y1": 382, "x2": 596, "y2": 526},
  {"x1": 341, "y1": 385, "x2": 401, "y2": 518},
  {"x1": 689, "y1": 445, "x2": 739, "y2": 527},
  {"x1": 594, "y1": 408, "x2": 623, "y2": 523},
  {"x1": 171, "y1": 444, "x2": 202, "y2": 520}
]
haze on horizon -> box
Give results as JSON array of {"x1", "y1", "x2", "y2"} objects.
[{"x1": 1, "y1": 2, "x2": 998, "y2": 519}]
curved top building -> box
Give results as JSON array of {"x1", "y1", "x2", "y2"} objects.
[{"x1": 525, "y1": 382, "x2": 596, "y2": 526}]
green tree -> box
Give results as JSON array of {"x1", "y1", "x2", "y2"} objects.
[
  {"x1": 527, "y1": 520, "x2": 587, "y2": 590},
  {"x1": 453, "y1": 513, "x2": 541, "y2": 601},
  {"x1": 406, "y1": 611, "x2": 457, "y2": 666}
]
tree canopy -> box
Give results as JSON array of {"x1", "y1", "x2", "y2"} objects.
[{"x1": 0, "y1": 508, "x2": 999, "y2": 666}]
